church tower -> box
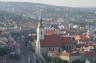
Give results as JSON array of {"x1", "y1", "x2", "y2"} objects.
[
  {"x1": 37, "y1": 18, "x2": 44, "y2": 40},
  {"x1": 35, "y1": 18, "x2": 44, "y2": 55}
]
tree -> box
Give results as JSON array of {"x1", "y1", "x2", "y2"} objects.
[
  {"x1": 0, "y1": 47, "x2": 9, "y2": 56},
  {"x1": 72, "y1": 59, "x2": 83, "y2": 63},
  {"x1": 53, "y1": 57, "x2": 68, "y2": 63}
]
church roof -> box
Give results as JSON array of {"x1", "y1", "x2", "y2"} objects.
[{"x1": 40, "y1": 34, "x2": 76, "y2": 47}]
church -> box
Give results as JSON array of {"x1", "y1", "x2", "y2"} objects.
[{"x1": 35, "y1": 18, "x2": 77, "y2": 55}]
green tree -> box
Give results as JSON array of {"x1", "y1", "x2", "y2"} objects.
[
  {"x1": 53, "y1": 57, "x2": 68, "y2": 63},
  {"x1": 0, "y1": 47, "x2": 9, "y2": 56},
  {"x1": 72, "y1": 59, "x2": 83, "y2": 63}
]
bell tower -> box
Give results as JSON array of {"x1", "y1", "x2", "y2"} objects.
[
  {"x1": 35, "y1": 18, "x2": 44, "y2": 55},
  {"x1": 37, "y1": 18, "x2": 44, "y2": 40}
]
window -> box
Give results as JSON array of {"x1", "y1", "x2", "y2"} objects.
[
  {"x1": 48, "y1": 48, "x2": 51, "y2": 50},
  {"x1": 58, "y1": 48, "x2": 61, "y2": 52},
  {"x1": 52, "y1": 48, "x2": 54, "y2": 51},
  {"x1": 41, "y1": 31, "x2": 43, "y2": 35}
]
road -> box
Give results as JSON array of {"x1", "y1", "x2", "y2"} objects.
[{"x1": 0, "y1": 38, "x2": 45, "y2": 63}]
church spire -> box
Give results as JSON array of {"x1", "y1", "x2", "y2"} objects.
[{"x1": 38, "y1": 17, "x2": 44, "y2": 28}]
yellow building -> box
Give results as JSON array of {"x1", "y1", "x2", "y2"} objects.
[{"x1": 59, "y1": 51, "x2": 84, "y2": 63}]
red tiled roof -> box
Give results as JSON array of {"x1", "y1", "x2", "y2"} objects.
[
  {"x1": 93, "y1": 44, "x2": 96, "y2": 47},
  {"x1": 60, "y1": 51, "x2": 70, "y2": 56},
  {"x1": 74, "y1": 34, "x2": 90, "y2": 41},
  {"x1": 45, "y1": 29, "x2": 57, "y2": 35},
  {"x1": 80, "y1": 34, "x2": 90, "y2": 41},
  {"x1": 61, "y1": 37, "x2": 75, "y2": 43},
  {"x1": 60, "y1": 28, "x2": 80, "y2": 31},
  {"x1": 78, "y1": 44, "x2": 95, "y2": 47},
  {"x1": 40, "y1": 35, "x2": 61, "y2": 47},
  {"x1": 40, "y1": 34, "x2": 76, "y2": 47}
]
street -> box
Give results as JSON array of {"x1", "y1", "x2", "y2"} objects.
[{"x1": 0, "y1": 38, "x2": 44, "y2": 63}]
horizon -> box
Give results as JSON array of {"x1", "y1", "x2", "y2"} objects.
[{"x1": 0, "y1": 0, "x2": 96, "y2": 7}]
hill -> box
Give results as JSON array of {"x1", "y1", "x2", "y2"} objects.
[{"x1": 0, "y1": 2, "x2": 96, "y2": 24}]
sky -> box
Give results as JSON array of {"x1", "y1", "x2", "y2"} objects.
[{"x1": 0, "y1": 0, "x2": 96, "y2": 7}]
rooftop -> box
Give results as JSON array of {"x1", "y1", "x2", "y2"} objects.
[{"x1": 40, "y1": 34, "x2": 76, "y2": 47}]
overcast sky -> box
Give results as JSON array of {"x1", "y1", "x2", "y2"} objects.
[{"x1": 0, "y1": 0, "x2": 96, "y2": 7}]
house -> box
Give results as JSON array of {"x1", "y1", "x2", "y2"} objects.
[
  {"x1": 47, "y1": 50, "x2": 84, "y2": 63},
  {"x1": 48, "y1": 51, "x2": 59, "y2": 57},
  {"x1": 59, "y1": 51, "x2": 70, "y2": 61},
  {"x1": 59, "y1": 51, "x2": 84, "y2": 63}
]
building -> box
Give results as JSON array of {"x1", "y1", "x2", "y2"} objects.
[
  {"x1": 35, "y1": 18, "x2": 76, "y2": 55},
  {"x1": 35, "y1": 18, "x2": 96, "y2": 63},
  {"x1": 59, "y1": 51, "x2": 84, "y2": 63}
]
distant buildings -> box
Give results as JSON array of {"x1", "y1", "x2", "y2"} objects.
[
  {"x1": 0, "y1": 22, "x2": 20, "y2": 32},
  {"x1": 0, "y1": 31, "x2": 20, "y2": 56}
]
